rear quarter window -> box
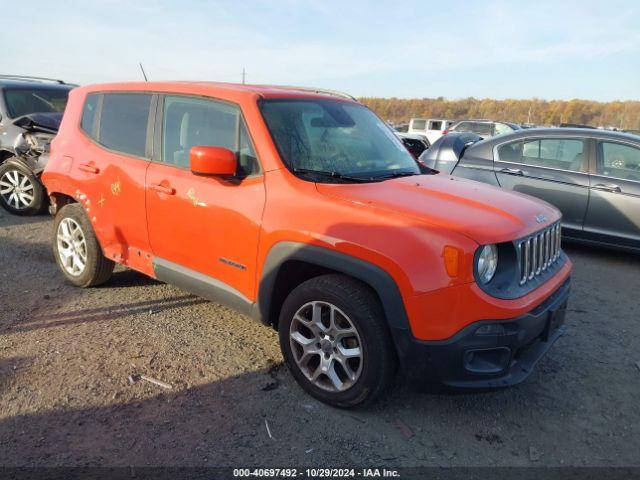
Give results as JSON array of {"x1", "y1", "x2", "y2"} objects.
[
  {"x1": 80, "y1": 94, "x2": 100, "y2": 138},
  {"x1": 497, "y1": 141, "x2": 523, "y2": 162}
]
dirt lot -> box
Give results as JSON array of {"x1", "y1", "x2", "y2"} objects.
[{"x1": 0, "y1": 212, "x2": 639, "y2": 468}]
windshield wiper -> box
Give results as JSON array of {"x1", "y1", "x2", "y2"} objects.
[
  {"x1": 292, "y1": 168, "x2": 371, "y2": 183},
  {"x1": 374, "y1": 171, "x2": 420, "y2": 181}
]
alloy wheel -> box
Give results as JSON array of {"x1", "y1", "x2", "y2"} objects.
[
  {"x1": 289, "y1": 301, "x2": 363, "y2": 392},
  {"x1": 0, "y1": 169, "x2": 34, "y2": 210},
  {"x1": 56, "y1": 218, "x2": 88, "y2": 276}
]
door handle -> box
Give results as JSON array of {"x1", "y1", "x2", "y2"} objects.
[
  {"x1": 78, "y1": 163, "x2": 100, "y2": 174},
  {"x1": 499, "y1": 168, "x2": 524, "y2": 176},
  {"x1": 149, "y1": 183, "x2": 176, "y2": 195},
  {"x1": 593, "y1": 183, "x2": 622, "y2": 193}
]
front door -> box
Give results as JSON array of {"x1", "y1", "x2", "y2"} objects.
[
  {"x1": 494, "y1": 137, "x2": 590, "y2": 236},
  {"x1": 585, "y1": 140, "x2": 640, "y2": 248},
  {"x1": 145, "y1": 94, "x2": 265, "y2": 302}
]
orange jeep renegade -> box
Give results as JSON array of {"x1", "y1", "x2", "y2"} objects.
[{"x1": 42, "y1": 82, "x2": 572, "y2": 407}]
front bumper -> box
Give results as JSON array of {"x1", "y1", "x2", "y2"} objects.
[{"x1": 395, "y1": 276, "x2": 570, "y2": 390}]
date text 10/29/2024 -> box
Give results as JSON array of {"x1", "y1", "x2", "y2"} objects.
[{"x1": 233, "y1": 468, "x2": 400, "y2": 478}]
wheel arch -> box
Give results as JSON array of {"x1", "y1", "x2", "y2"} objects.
[
  {"x1": 0, "y1": 153, "x2": 31, "y2": 170},
  {"x1": 0, "y1": 149, "x2": 15, "y2": 164},
  {"x1": 48, "y1": 191, "x2": 78, "y2": 216},
  {"x1": 255, "y1": 242, "x2": 412, "y2": 337}
]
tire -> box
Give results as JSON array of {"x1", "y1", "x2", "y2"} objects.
[
  {"x1": 52, "y1": 203, "x2": 115, "y2": 287},
  {"x1": 0, "y1": 160, "x2": 46, "y2": 216},
  {"x1": 278, "y1": 274, "x2": 397, "y2": 408}
]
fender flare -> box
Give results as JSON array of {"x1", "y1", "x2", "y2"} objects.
[
  {"x1": 254, "y1": 241, "x2": 413, "y2": 337},
  {"x1": 0, "y1": 154, "x2": 38, "y2": 174},
  {"x1": 0, "y1": 148, "x2": 17, "y2": 163}
]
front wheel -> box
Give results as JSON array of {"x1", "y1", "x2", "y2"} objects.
[
  {"x1": 278, "y1": 274, "x2": 397, "y2": 408},
  {"x1": 0, "y1": 161, "x2": 46, "y2": 215},
  {"x1": 53, "y1": 203, "x2": 115, "y2": 287}
]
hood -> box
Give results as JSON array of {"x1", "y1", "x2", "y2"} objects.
[
  {"x1": 13, "y1": 112, "x2": 63, "y2": 134},
  {"x1": 316, "y1": 174, "x2": 560, "y2": 245}
]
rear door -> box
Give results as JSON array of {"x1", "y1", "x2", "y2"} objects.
[
  {"x1": 494, "y1": 136, "x2": 590, "y2": 234},
  {"x1": 584, "y1": 139, "x2": 640, "y2": 248},
  {"x1": 74, "y1": 92, "x2": 154, "y2": 275}
]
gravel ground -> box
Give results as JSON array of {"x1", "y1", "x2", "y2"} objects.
[{"x1": 0, "y1": 212, "x2": 639, "y2": 467}]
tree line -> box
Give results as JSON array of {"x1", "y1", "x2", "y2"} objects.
[{"x1": 359, "y1": 97, "x2": 640, "y2": 130}]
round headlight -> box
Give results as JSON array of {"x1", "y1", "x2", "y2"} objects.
[{"x1": 477, "y1": 244, "x2": 498, "y2": 284}]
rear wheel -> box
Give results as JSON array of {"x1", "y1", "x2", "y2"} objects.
[
  {"x1": 0, "y1": 161, "x2": 45, "y2": 215},
  {"x1": 53, "y1": 203, "x2": 114, "y2": 287},
  {"x1": 278, "y1": 274, "x2": 397, "y2": 408}
]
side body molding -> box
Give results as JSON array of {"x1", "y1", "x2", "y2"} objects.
[{"x1": 153, "y1": 258, "x2": 254, "y2": 317}]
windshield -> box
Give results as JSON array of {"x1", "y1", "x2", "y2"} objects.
[
  {"x1": 3, "y1": 88, "x2": 70, "y2": 118},
  {"x1": 260, "y1": 99, "x2": 420, "y2": 181}
]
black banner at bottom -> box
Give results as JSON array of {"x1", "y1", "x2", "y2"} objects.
[{"x1": 0, "y1": 467, "x2": 639, "y2": 480}]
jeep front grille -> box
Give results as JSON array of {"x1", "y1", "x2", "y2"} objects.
[{"x1": 517, "y1": 222, "x2": 562, "y2": 285}]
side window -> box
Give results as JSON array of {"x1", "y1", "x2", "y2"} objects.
[
  {"x1": 80, "y1": 94, "x2": 100, "y2": 138},
  {"x1": 411, "y1": 119, "x2": 426, "y2": 130},
  {"x1": 162, "y1": 96, "x2": 237, "y2": 168},
  {"x1": 521, "y1": 138, "x2": 584, "y2": 172},
  {"x1": 454, "y1": 122, "x2": 470, "y2": 132},
  {"x1": 494, "y1": 123, "x2": 512, "y2": 136},
  {"x1": 428, "y1": 120, "x2": 442, "y2": 130},
  {"x1": 497, "y1": 141, "x2": 523, "y2": 163},
  {"x1": 523, "y1": 140, "x2": 540, "y2": 158},
  {"x1": 599, "y1": 142, "x2": 640, "y2": 181},
  {"x1": 99, "y1": 93, "x2": 152, "y2": 158},
  {"x1": 475, "y1": 123, "x2": 493, "y2": 136},
  {"x1": 162, "y1": 95, "x2": 260, "y2": 175}
]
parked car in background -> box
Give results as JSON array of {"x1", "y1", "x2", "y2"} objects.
[
  {"x1": 0, "y1": 76, "x2": 73, "y2": 215},
  {"x1": 408, "y1": 118, "x2": 454, "y2": 144},
  {"x1": 42, "y1": 81, "x2": 571, "y2": 407},
  {"x1": 396, "y1": 132, "x2": 430, "y2": 158},
  {"x1": 445, "y1": 120, "x2": 521, "y2": 138},
  {"x1": 421, "y1": 129, "x2": 640, "y2": 252}
]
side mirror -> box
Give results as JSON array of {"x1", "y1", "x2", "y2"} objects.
[{"x1": 190, "y1": 146, "x2": 236, "y2": 176}]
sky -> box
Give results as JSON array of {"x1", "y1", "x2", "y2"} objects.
[{"x1": 2, "y1": 0, "x2": 639, "y2": 101}]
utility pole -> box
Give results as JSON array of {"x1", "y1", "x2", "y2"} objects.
[{"x1": 242, "y1": 68, "x2": 246, "y2": 84}]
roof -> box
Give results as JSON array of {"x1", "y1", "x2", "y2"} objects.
[
  {"x1": 489, "y1": 127, "x2": 640, "y2": 142},
  {"x1": 78, "y1": 81, "x2": 357, "y2": 103}
]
